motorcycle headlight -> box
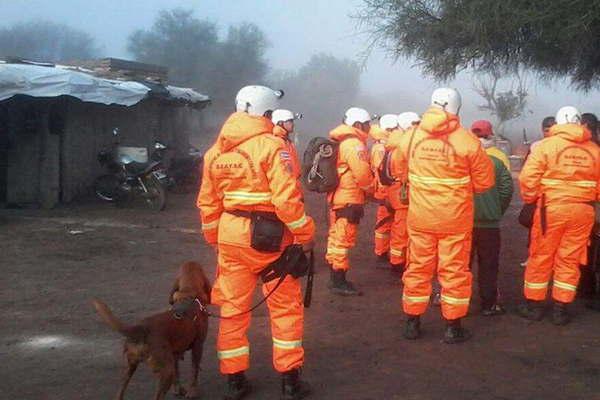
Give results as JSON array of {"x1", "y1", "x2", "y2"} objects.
[{"x1": 119, "y1": 155, "x2": 133, "y2": 165}]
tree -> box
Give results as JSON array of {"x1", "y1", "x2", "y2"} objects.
[
  {"x1": 473, "y1": 69, "x2": 529, "y2": 136},
  {"x1": 270, "y1": 53, "x2": 362, "y2": 137},
  {"x1": 128, "y1": 9, "x2": 269, "y2": 121},
  {"x1": 359, "y1": 0, "x2": 600, "y2": 90},
  {"x1": 211, "y1": 23, "x2": 269, "y2": 108},
  {"x1": 0, "y1": 20, "x2": 98, "y2": 62},
  {"x1": 128, "y1": 9, "x2": 219, "y2": 90}
]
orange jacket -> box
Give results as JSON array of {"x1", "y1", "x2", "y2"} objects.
[
  {"x1": 520, "y1": 123, "x2": 600, "y2": 206},
  {"x1": 197, "y1": 112, "x2": 315, "y2": 247},
  {"x1": 390, "y1": 107, "x2": 495, "y2": 233},
  {"x1": 272, "y1": 125, "x2": 301, "y2": 179},
  {"x1": 328, "y1": 124, "x2": 374, "y2": 208}
]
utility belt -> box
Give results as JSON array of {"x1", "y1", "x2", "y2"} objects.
[
  {"x1": 334, "y1": 204, "x2": 365, "y2": 225},
  {"x1": 374, "y1": 198, "x2": 395, "y2": 214},
  {"x1": 228, "y1": 209, "x2": 285, "y2": 253}
]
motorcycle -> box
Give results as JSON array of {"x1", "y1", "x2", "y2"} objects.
[
  {"x1": 94, "y1": 129, "x2": 168, "y2": 211},
  {"x1": 151, "y1": 141, "x2": 203, "y2": 194}
]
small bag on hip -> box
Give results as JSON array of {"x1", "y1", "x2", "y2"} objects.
[
  {"x1": 335, "y1": 204, "x2": 365, "y2": 225},
  {"x1": 250, "y1": 212, "x2": 285, "y2": 252}
]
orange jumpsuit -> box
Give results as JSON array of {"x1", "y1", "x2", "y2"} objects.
[
  {"x1": 370, "y1": 124, "x2": 392, "y2": 257},
  {"x1": 385, "y1": 128, "x2": 409, "y2": 266},
  {"x1": 390, "y1": 107, "x2": 494, "y2": 320},
  {"x1": 325, "y1": 124, "x2": 374, "y2": 271},
  {"x1": 519, "y1": 123, "x2": 600, "y2": 304},
  {"x1": 197, "y1": 112, "x2": 315, "y2": 375}
]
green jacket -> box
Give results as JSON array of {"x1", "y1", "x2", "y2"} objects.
[{"x1": 474, "y1": 149, "x2": 514, "y2": 228}]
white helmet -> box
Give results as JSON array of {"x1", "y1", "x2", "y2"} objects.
[
  {"x1": 344, "y1": 107, "x2": 371, "y2": 126},
  {"x1": 555, "y1": 106, "x2": 581, "y2": 124},
  {"x1": 397, "y1": 112, "x2": 421, "y2": 130},
  {"x1": 431, "y1": 87, "x2": 462, "y2": 115},
  {"x1": 379, "y1": 114, "x2": 399, "y2": 130},
  {"x1": 235, "y1": 85, "x2": 284, "y2": 117},
  {"x1": 272, "y1": 109, "x2": 295, "y2": 125}
]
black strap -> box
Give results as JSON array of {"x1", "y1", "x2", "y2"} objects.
[
  {"x1": 303, "y1": 251, "x2": 315, "y2": 308},
  {"x1": 374, "y1": 215, "x2": 393, "y2": 230},
  {"x1": 540, "y1": 194, "x2": 547, "y2": 235}
]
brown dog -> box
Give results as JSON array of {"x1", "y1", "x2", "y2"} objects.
[{"x1": 93, "y1": 261, "x2": 211, "y2": 400}]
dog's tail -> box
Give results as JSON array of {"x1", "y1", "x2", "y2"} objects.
[{"x1": 92, "y1": 299, "x2": 146, "y2": 342}]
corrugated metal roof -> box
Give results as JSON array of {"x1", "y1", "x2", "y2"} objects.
[{"x1": 0, "y1": 61, "x2": 210, "y2": 107}]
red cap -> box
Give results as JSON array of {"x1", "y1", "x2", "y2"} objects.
[{"x1": 471, "y1": 120, "x2": 493, "y2": 138}]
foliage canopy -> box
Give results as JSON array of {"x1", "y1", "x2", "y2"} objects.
[{"x1": 360, "y1": 0, "x2": 600, "y2": 90}]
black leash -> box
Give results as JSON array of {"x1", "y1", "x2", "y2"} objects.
[{"x1": 197, "y1": 250, "x2": 315, "y2": 319}]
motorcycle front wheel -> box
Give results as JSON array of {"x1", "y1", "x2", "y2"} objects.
[
  {"x1": 143, "y1": 175, "x2": 167, "y2": 211},
  {"x1": 94, "y1": 174, "x2": 121, "y2": 202}
]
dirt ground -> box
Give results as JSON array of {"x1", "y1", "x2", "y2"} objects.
[{"x1": 2, "y1": 191, "x2": 600, "y2": 400}]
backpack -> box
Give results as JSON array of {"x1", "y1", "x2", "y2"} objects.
[{"x1": 302, "y1": 137, "x2": 341, "y2": 192}]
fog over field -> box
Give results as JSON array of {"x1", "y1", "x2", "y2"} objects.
[{"x1": 2, "y1": 0, "x2": 599, "y2": 144}]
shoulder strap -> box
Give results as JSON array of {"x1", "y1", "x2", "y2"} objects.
[{"x1": 405, "y1": 128, "x2": 417, "y2": 174}]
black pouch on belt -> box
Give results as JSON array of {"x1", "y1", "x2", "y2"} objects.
[
  {"x1": 518, "y1": 203, "x2": 537, "y2": 228},
  {"x1": 335, "y1": 204, "x2": 365, "y2": 224},
  {"x1": 229, "y1": 210, "x2": 285, "y2": 252},
  {"x1": 261, "y1": 244, "x2": 309, "y2": 283}
]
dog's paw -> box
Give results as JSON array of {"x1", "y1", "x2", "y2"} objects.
[
  {"x1": 173, "y1": 385, "x2": 187, "y2": 397},
  {"x1": 185, "y1": 386, "x2": 201, "y2": 399}
]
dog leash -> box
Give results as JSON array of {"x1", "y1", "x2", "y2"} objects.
[{"x1": 196, "y1": 250, "x2": 315, "y2": 319}]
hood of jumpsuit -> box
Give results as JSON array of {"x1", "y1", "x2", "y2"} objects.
[
  {"x1": 217, "y1": 112, "x2": 274, "y2": 152},
  {"x1": 369, "y1": 124, "x2": 389, "y2": 142},
  {"x1": 419, "y1": 107, "x2": 461, "y2": 136},
  {"x1": 548, "y1": 123, "x2": 592, "y2": 143},
  {"x1": 272, "y1": 124, "x2": 291, "y2": 140},
  {"x1": 329, "y1": 123, "x2": 369, "y2": 142}
]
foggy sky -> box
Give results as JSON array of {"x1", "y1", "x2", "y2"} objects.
[{"x1": 2, "y1": 0, "x2": 600, "y2": 141}]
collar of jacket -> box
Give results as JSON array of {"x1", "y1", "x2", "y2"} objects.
[
  {"x1": 419, "y1": 107, "x2": 461, "y2": 136},
  {"x1": 548, "y1": 123, "x2": 591, "y2": 143},
  {"x1": 329, "y1": 123, "x2": 368, "y2": 143},
  {"x1": 217, "y1": 112, "x2": 274, "y2": 152}
]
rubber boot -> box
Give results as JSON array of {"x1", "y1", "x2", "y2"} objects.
[
  {"x1": 551, "y1": 301, "x2": 571, "y2": 326},
  {"x1": 328, "y1": 269, "x2": 362, "y2": 296},
  {"x1": 403, "y1": 315, "x2": 421, "y2": 340},
  {"x1": 443, "y1": 319, "x2": 472, "y2": 344},
  {"x1": 281, "y1": 369, "x2": 311, "y2": 400},
  {"x1": 224, "y1": 372, "x2": 250, "y2": 400},
  {"x1": 517, "y1": 300, "x2": 545, "y2": 321}
]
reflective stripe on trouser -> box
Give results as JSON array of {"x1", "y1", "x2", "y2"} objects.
[
  {"x1": 374, "y1": 205, "x2": 392, "y2": 256},
  {"x1": 524, "y1": 203, "x2": 594, "y2": 303},
  {"x1": 212, "y1": 244, "x2": 304, "y2": 374},
  {"x1": 402, "y1": 228, "x2": 473, "y2": 320},
  {"x1": 390, "y1": 208, "x2": 408, "y2": 265},
  {"x1": 326, "y1": 210, "x2": 358, "y2": 271}
]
